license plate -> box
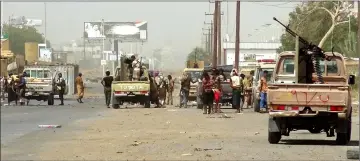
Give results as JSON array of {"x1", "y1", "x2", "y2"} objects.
[{"x1": 127, "y1": 95, "x2": 135, "y2": 96}]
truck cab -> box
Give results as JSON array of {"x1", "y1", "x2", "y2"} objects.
[
  {"x1": 267, "y1": 51, "x2": 356, "y2": 145},
  {"x1": 183, "y1": 68, "x2": 203, "y2": 103}
]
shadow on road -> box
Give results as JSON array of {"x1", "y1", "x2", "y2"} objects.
[{"x1": 280, "y1": 139, "x2": 359, "y2": 146}]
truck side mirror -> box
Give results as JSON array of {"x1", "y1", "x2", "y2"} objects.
[{"x1": 348, "y1": 75, "x2": 355, "y2": 85}]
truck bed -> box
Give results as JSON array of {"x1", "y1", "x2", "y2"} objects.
[{"x1": 268, "y1": 84, "x2": 349, "y2": 107}]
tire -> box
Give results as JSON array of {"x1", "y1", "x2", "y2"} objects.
[
  {"x1": 336, "y1": 117, "x2": 351, "y2": 145},
  {"x1": 112, "y1": 104, "x2": 120, "y2": 109},
  {"x1": 144, "y1": 100, "x2": 151, "y2": 108},
  {"x1": 253, "y1": 100, "x2": 260, "y2": 112},
  {"x1": 268, "y1": 131, "x2": 281, "y2": 144},
  {"x1": 308, "y1": 127, "x2": 322, "y2": 134},
  {"x1": 346, "y1": 148, "x2": 359, "y2": 159},
  {"x1": 47, "y1": 94, "x2": 54, "y2": 105},
  {"x1": 232, "y1": 104, "x2": 237, "y2": 109},
  {"x1": 197, "y1": 104, "x2": 203, "y2": 109}
]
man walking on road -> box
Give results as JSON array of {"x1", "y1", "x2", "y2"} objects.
[
  {"x1": 166, "y1": 75, "x2": 174, "y2": 105},
  {"x1": 101, "y1": 71, "x2": 113, "y2": 108},
  {"x1": 180, "y1": 72, "x2": 191, "y2": 108},
  {"x1": 56, "y1": 73, "x2": 66, "y2": 105},
  {"x1": 259, "y1": 70, "x2": 268, "y2": 113},
  {"x1": 75, "y1": 73, "x2": 84, "y2": 103}
]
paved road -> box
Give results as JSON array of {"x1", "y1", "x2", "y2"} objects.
[{"x1": 1, "y1": 82, "x2": 107, "y2": 145}]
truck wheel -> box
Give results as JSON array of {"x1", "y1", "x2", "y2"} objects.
[
  {"x1": 197, "y1": 104, "x2": 203, "y2": 109},
  {"x1": 346, "y1": 148, "x2": 359, "y2": 159},
  {"x1": 47, "y1": 94, "x2": 54, "y2": 105},
  {"x1": 268, "y1": 131, "x2": 281, "y2": 144},
  {"x1": 336, "y1": 118, "x2": 351, "y2": 145},
  {"x1": 253, "y1": 100, "x2": 260, "y2": 112},
  {"x1": 144, "y1": 100, "x2": 151, "y2": 108},
  {"x1": 112, "y1": 104, "x2": 120, "y2": 109},
  {"x1": 308, "y1": 127, "x2": 322, "y2": 134}
]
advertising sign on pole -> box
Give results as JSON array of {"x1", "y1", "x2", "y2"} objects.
[
  {"x1": 38, "y1": 43, "x2": 52, "y2": 62},
  {"x1": 84, "y1": 21, "x2": 148, "y2": 42},
  {"x1": 104, "y1": 21, "x2": 148, "y2": 42}
]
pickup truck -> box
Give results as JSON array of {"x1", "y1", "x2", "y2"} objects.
[
  {"x1": 267, "y1": 51, "x2": 356, "y2": 145},
  {"x1": 24, "y1": 67, "x2": 57, "y2": 105},
  {"x1": 111, "y1": 67, "x2": 151, "y2": 109}
]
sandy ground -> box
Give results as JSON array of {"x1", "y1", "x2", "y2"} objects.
[
  {"x1": 1, "y1": 82, "x2": 359, "y2": 160},
  {"x1": 33, "y1": 106, "x2": 359, "y2": 160}
]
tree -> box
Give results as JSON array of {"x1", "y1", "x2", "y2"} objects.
[
  {"x1": 2, "y1": 24, "x2": 51, "y2": 55},
  {"x1": 279, "y1": 2, "x2": 358, "y2": 57},
  {"x1": 186, "y1": 47, "x2": 210, "y2": 64}
]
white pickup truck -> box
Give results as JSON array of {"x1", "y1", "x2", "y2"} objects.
[{"x1": 24, "y1": 66, "x2": 58, "y2": 105}]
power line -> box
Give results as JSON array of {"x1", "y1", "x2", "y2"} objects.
[{"x1": 251, "y1": 2, "x2": 296, "y2": 8}]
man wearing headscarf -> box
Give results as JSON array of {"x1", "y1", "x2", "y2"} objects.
[
  {"x1": 17, "y1": 73, "x2": 27, "y2": 105},
  {"x1": 132, "y1": 57, "x2": 141, "y2": 81},
  {"x1": 180, "y1": 72, "x2": 191, "y2": 108},
  {"x1": 75, "y1": 73, "x2": 84, "y2": 103},
  {"x1": 166, "y1": 75, "x2": 175, "y2": 105},
  {"x1": 56, "y1": 73, "x2": 66, "y2": 105},
  {"x1": 157, "y1": 72, "x2": 167, "y2": 105},
  {"x1": 230, "y1": 69, "x2": 243, "y2": 113}
]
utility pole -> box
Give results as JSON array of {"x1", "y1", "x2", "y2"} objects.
[
  {"x1": 44, "y1": 2, "x2": 47, "y2": 48},
  {"x1": 202, "y1": 28, "x2": 211, "y2": 53},
  {"x1": 204, "y1": 21, "x2": 213, "y2": 55},
  {"x1": 234, "y1": 0, "x2": 240, "y2": 70},
  {"x1": 102, "y1": 19, "x2": 105, "y2": 76},
  {"x1": 217, "y1": 1, "x2": 222, "y2": 66},
  {"x1": 212, "y1": 0, "x2": 219, "y2": 68},
  {"x1": 206, "y1": 2, "x2": 222, "y2": 68}
]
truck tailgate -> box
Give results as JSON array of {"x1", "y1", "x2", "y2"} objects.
[
  {"x1": 112, "y1": 81, "x2": 150, "y2": 92},
  {"x1": 268, "y1": 84, "x2": 348, "y2": 106}
]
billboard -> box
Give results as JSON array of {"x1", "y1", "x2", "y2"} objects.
[
  {"x1": 38, "y1": 44, "x2": 52, "y2": 62},
  {"x1": 9, "y1": 16, "x2": 42, "y2": 27},
  {"x1": 84, "y1": 22, "x2": 105, "y2": 38},
  {"x1": 83, "y1": 21, "x2": 148, "y2": 42}
]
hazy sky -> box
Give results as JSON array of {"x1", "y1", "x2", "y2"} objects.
[{"x1": 3, "y1": 2, "x2": 299, "y2": 68}]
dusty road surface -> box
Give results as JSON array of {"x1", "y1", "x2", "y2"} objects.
[
  {"x1": 1, "y1": 83, "x2": 359, "y2": 160},
  {"x1": 2, "y1": 103, "x2": 359, "y2": 159}
]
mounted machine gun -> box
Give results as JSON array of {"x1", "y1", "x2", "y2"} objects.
[{"x1": 273, "y1": 17, "x2": 335, "y2": 84}]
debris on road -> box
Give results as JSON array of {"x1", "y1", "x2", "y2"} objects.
[
  {"x1": 205, "y1": 154, "x2": 212, "y2": 157},
  {"x1": 38, "y1": 125, "x2": 62, "y2": 128},
  {"x1": 255, "y1": 132, "x2": 260, "y2": 135},
  {"x1": 181, "y1": 153, "x2": 193, "y2": 156},
  {"x1": 130, "y1": 141, "x2": 142, "y2": 146},
  {"x1": 219, "y1": 114, "x2": 231, "y2": 118},
  {"x1": 180, "y1": 131, "x2": 186, "y2": 134},
  {"x1": 144, "y1": 113, "x2": 151, "y2": 115},
  {"x1": 194, "y1": 147, "x2": 222, "y2": 151}
]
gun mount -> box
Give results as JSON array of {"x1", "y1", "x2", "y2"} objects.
[{"x1": 273, "y1": 17, "x2": 335, "y2": 84}]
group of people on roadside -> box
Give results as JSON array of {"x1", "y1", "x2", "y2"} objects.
[
  {"x1": 178, "y1": 67, "x2": 269, "y2": 114},
  {"x1": 0, "y1": 72, "x2": 28, "y2": 105},
  {"x1": 0, "y1": 71, "x2": 72, "y2": 106}
]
